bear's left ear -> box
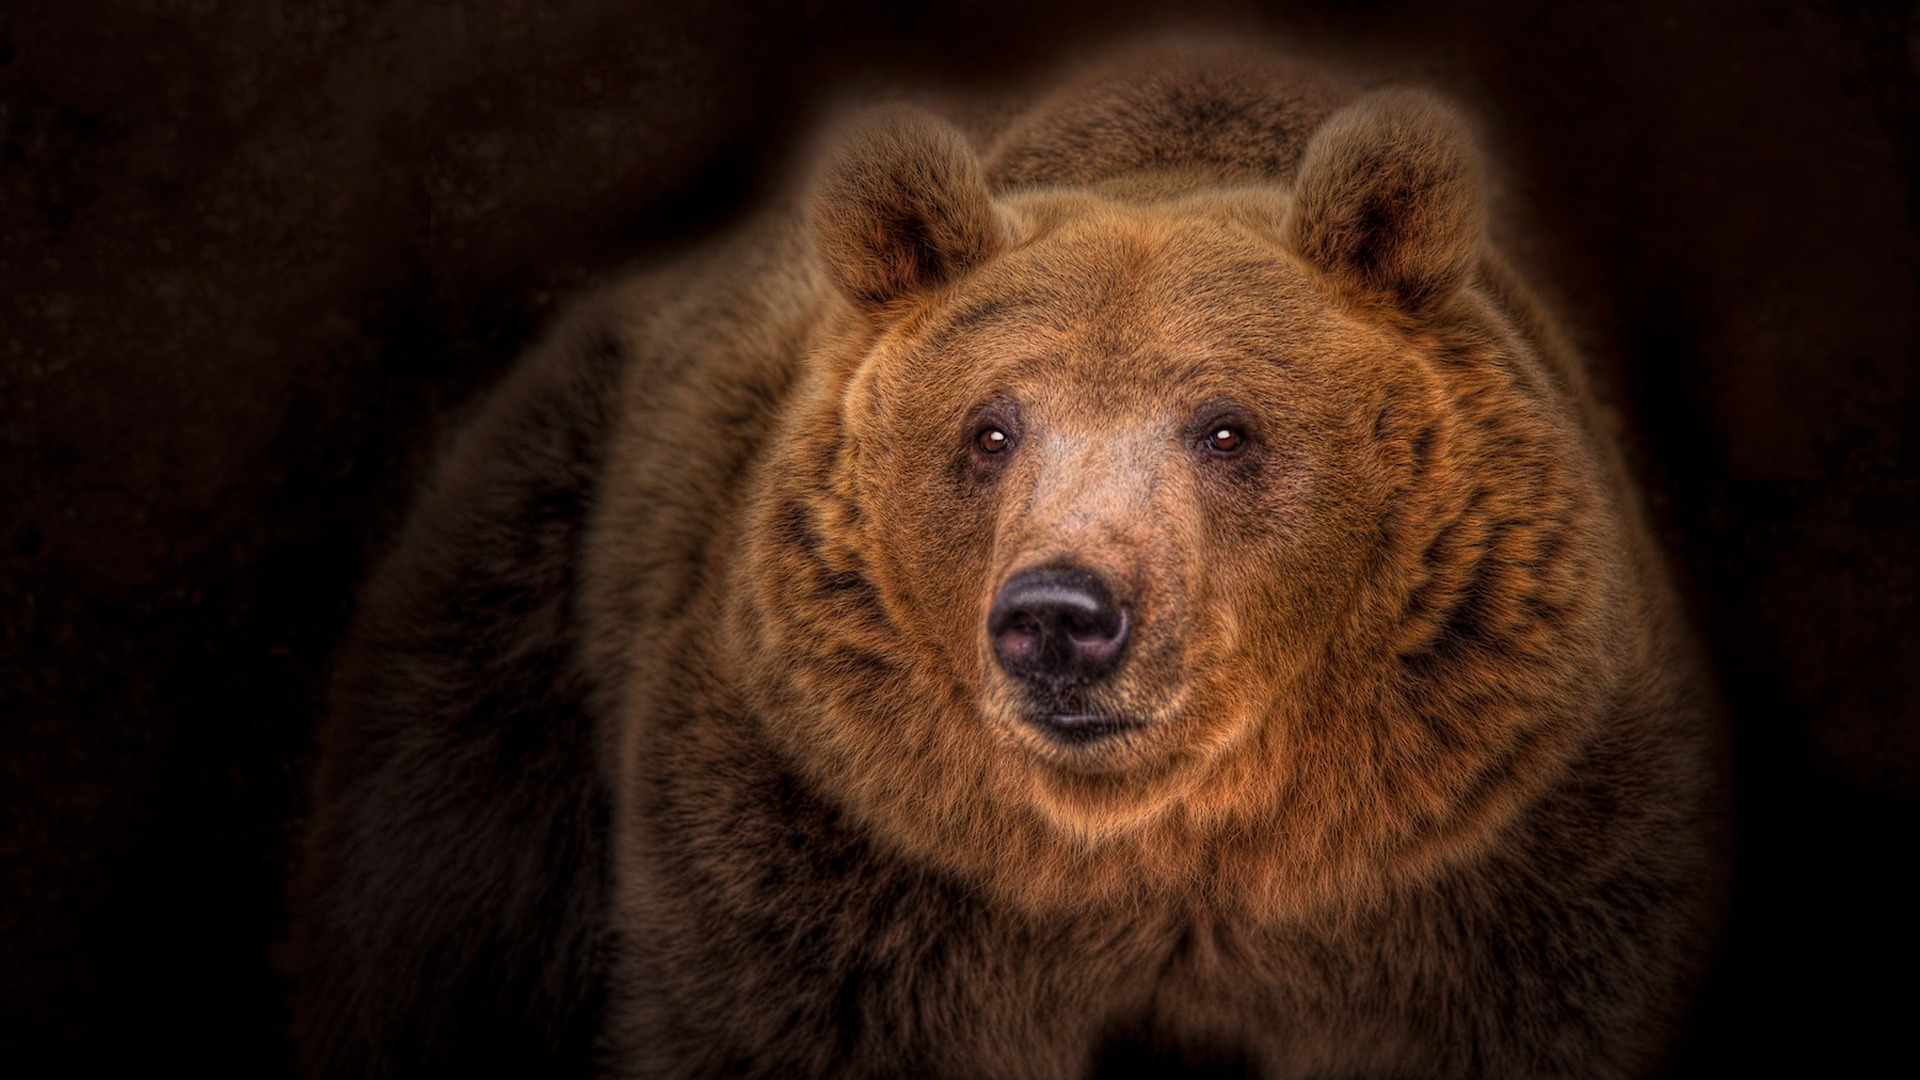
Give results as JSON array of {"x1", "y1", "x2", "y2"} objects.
[
  {"x1": 811, "y1": 106, "x2": 1010, "y2": 314},
  {"x1": 1285, "y1": 89, "x2": 1486, "y2": 312}
]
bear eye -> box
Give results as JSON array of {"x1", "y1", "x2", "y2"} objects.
[
  {"x1": 966, "y1": 399, "x2": 1021, "y2": 469},
  {"x1": 1204, "y1": 425, "x2": 1246, "y2": 455}
]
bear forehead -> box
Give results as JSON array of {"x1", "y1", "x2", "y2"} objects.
[{"x1": 887, "y1": 195, "x2": 1398, "y2": 397}]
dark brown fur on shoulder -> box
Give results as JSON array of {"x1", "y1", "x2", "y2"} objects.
[{"x1": 292, "y1": 41, "x2": 1720, "y2": 1080}]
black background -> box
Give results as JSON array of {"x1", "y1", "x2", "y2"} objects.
[{"x1": 3, "y1": 1, "x2": 1914, "y2": 1074}]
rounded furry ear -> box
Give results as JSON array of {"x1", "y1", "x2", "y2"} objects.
[
  {"x1": 1286, "y1": 89, "x2": 1486, "y2": 311},
  {"x1": 811, "y1": 106, "x2": 1009, "y2": 313}
]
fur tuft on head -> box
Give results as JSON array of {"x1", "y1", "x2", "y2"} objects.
[
  {"x1": 811, "y1": 106, "x2": 1010, "y2": 313},
  {"x1": 1287, "y1": 88, "x2": 1486, "y2": 311}
]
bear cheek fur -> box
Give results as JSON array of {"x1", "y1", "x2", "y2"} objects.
[{"x1": 828, "y1": 335, "x2": 1002, "y2": 705}]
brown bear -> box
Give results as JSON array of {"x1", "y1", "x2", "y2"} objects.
[{"x1": 291, "y1": 42, "x2": 1720, "y2": 1079}]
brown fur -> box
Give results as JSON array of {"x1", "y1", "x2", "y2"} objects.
[{"x1": 293, "y1": 42, "x2": 1718, "y2": 1079}]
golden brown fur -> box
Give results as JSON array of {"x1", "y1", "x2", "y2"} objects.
[{"x1": 293, "y1": 42, "x2": 1718, "y2": 1079}]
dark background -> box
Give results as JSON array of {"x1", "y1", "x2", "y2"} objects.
[{"x1": 3, "y1": 1, "x2": 1914, "y2": 1074}]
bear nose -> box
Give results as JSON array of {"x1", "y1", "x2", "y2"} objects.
[{"x1": 987, "y1": 567, "x2": 1130, "y2": 689}]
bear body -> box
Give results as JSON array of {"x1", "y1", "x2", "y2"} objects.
[{"x1": 292, "y1": 45, "x2": 1718, "y2": 1079}]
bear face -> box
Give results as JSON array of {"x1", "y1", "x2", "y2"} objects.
[
  {"x1": 736, "y1": 96, "x2": 1624, "y2": 919},
  {"x1": 839, "y1": 199, "x2": 1417, "y2": 794}
]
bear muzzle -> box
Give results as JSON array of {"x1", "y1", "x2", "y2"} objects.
[{"x1": 987, "y1": 565, "x2": 1145, "y2": 745}]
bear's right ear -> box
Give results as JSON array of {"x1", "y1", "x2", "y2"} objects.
[
  {"x1": 1285, "y1": 89, "x2": 1486, "y2": 312},
  {"x1": 811, "y1": 106, "x2": 1009, "y2": 314}
]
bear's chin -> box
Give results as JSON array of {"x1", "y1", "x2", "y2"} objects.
[{"x1": 1021, "y1": 753, "x2": 1201, "y2": 843}]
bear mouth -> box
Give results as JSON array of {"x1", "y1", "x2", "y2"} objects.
[{"x1": 1025, "y1": 710, "x2": 1147, "y2": 748}]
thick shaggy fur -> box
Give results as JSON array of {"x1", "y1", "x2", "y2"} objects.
[{"x1": 292, "y1": 43, "x2": 1718, "y2": 1079}]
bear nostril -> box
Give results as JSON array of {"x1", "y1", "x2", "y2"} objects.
[
  {"x1": 995, "y1": 622, "x2": 1040, "y2": 667},
  {"x1": 987, "y1": 566, "x2": 1130, "y2": 688}
]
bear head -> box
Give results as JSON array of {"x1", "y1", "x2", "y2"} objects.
[{"x1": 734, "y1": 94, "x2": 1623, "y2": 919}]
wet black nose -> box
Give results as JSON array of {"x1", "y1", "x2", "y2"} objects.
[{"x1": 988, "y1": 566, "x2": 1130, "y2": 690}]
